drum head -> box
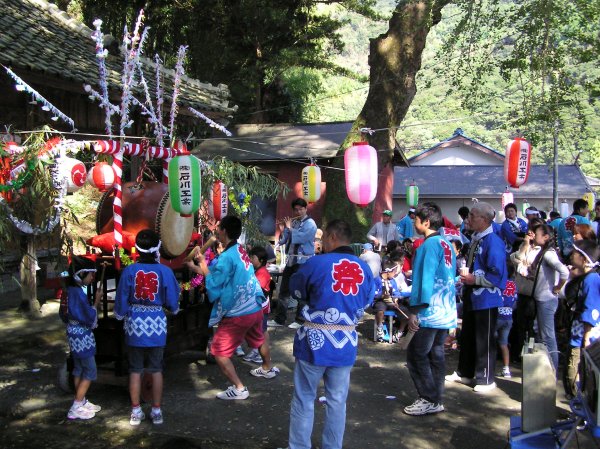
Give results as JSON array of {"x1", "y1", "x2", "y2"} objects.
[{"x1": 156, "y1": 191, "x2": 194, "y2": 258}]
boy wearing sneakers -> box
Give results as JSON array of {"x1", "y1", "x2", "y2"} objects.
[
  {"x1": 114, "y1": 229, "x2": 180, "y2": 425},
  {"x1": 404, "y1": 202, "x2": 457, "y2": 416},
  {"x1": 496, "y1": 270, "x2": 517, "y2": 378},
  {"x1": 63, "y1": 256, "x2": 103, "y2": 420}
]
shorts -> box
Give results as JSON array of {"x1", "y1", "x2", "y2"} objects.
[
  {"x1": 128, "y1": 346, "x2": 164, "y2": 374},
  {"x1": 496, "y1": 319, "x2": 513, "y2": 346},
  {"x1": 211, "y1": 310, "x2": 265, "y2": 357},
  {"x1": 373, "y1": 300, "x2": 409, "y2": 319},
  {"x1": 72, "y1": 356, "x2": 97, "y2": 381},
  {"x1": 262, "y1": 314, "x2": 268, "y2": 332}
]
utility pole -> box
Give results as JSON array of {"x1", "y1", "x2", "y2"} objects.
[{"x1": 552, "y1": 119, "x2": 559, "y2": 211}]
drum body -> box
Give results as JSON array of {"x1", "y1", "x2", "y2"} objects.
[{"x1": 96, "y1": 181, "x2": 194, "y2": 258}]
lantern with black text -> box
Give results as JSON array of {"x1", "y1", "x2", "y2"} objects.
[
  {"x1": 302, "y1": 164, "x2": 321, "y2": 203},
  {"x1": 59, "y1": 156, "x2": 87, "y2": 193},
  {"x1": 207, "y1": 180, "x2": 228, "y2": 221},
  {"x1": 344, "y1": 142, "x2": 377, "y2": 207},
  {"x1": 501, "y1": 188, "x2": 514, "y2": 210},
  {"x1": 504, "y1": 137, "x2": 532, "y2": 188},
  {"x1": 583, "y1": 191, "x2": 596, "y2": 212},
  {"x1": 560, "y1": 199, "x2": 570, "y2": 218},
  {"x1": 168, "y1": 155, "x2": 201, "y2": 217},
  {"x1": 87, "y1": 162, "x2": 115, "y2": 192},
  {"x1": 406, "y1": 181, "x2": 419, "y2": 207}
]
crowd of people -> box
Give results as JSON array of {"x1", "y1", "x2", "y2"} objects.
[{"x1": 60, "y1": 196, "x2": 600, "y2": 449}]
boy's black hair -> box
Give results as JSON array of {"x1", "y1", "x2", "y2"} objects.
[
  {"x1": 291, "y1": 198, "x2": 308, "y2": 209},
  {"x1": 539, "y1": 210, "x2": 547, "y2": 220},
  {"x1": 504, "y1": 203, "x2": 518, "y2": 214},
  {"x1": 458, "y1": 206, "x2": 470, "y2": 220},
  {"x1": 573, "y1": 198, "x2": 589, "y2": 214},
  {"x1": 248, "y1": 246, "x2": 268, "y2": 266},
  {"x1": 415, "y1": 202, "x2": 443, "y2": 230},
  {"x1": 388, "y1": 249, "x2": 407, "y2": 263},
  {"x1": 67, "y1": 255, "x2": 96, "y2": 287},
  {"x1": 382, "y1": 258, "x2": 399, "y2": 273},
  {"x1": 136, "y1": 229, "x2": 161, "y2": 263},
  {"x1": 386, "y1": 240, "x2": 400, "y2": 253},
  {"x1": 219, "y1": 215, "x2": 242, "y2": 240},
  {"x1": 572, "y1": 240, "x2": 600, "y2": 264},
  {"x1": 549, "y1": 211, "x2": 561, "y2": 220}
]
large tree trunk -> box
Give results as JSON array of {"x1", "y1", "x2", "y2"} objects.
[
  {"x1": 19, "y1": 236, "x2": 42, "y2": 318},
  {"x1": 323, "y1": 0, "x2": 450, "y2": 237}
]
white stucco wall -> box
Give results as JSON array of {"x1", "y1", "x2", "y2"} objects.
[{"x1": 410, "y1": 145, "x2": 502, "y2": 166}]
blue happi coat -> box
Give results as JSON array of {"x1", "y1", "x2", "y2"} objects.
[
  {"x1": 467, "y1": 230, "x2": 507, "y2": 310},
  {"x1": 558, "y1": 214, "x2": 591, "y2": 256},
  {"x1": 290, "y1": 247, "x2": 375, "y2": 367},
  {"x1": 498, "y1": 280, "x2": 518, "y2": 321},
  {"x1": 205, "y1": 242, "x2": 264, "y2": 327},
  {"x1": 570, "y1": 272, "x2": 600, "y2": 348},
  {"x1": 409, "y1": 233, "x2": 457, "y2": 329},
  {"x1": 115, "y1": 262, "x2": 180, "y2": 347},
  {"x1": 66, "y1": 286, "x2": 98, "y2": 359}
]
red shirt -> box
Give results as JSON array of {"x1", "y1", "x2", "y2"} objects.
[{"x1": 254, "y1": 266, "x2": 271, "y2": 313}]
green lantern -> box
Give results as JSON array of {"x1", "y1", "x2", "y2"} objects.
[
  {"x1": 168, "y1": 154, "x2": 201, "y2": 217},
  {"x1": 521, "y1": 199, "x2": 530, "y2": 216},
  {"x1": 406, "y1": 181, "x2": 419, "y2": 207}
]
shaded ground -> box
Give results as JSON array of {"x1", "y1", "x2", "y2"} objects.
[{"x1": 0, "y1": 290, "x2": 596, "y2": 449}]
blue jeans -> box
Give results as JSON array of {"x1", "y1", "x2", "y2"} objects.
[
  {"x1": 406, "y1": 327, "x2": 448, "y2": 404},
  {"x1": 536, "y1": 298, "x2": 559, "y2": 371},
  {"x1": 289, "y1": 358, "x2": 352, "y2": 449}
]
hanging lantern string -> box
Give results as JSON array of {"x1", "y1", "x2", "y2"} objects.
[{"x1": 2, "y1": 65, "x2": 76, "y2": 130}]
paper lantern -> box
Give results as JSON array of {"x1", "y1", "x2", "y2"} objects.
[
  {"x1": 406, "y1": 181, "x2": 419, "y2": 207},
  {"x1": 87, "y1": 162, "x2": 115, "y2": 192},
  {"x1": 560, "y1": 200, "x2": 570, "y2": 218},
  {"x1": 344, "y1": 142, "x2": 377, "y2": 207},
  {"x1": 501, "y1": 189, "x2": 514, "y2": 210},
  {"x1": 168, "y1": 155, "x2": 201, "y2": 217},
  {"x1": 583, "y1": 191, "x2": 595, "y2": 211},
  {"x1": 207, "y1": 180, "x2": 228, "y2": 221},
  {"x1": 521, "y1": 200, "x2": 530, "y2": 216},
  {"x1": 504, "y1": 137, "x2": 532, "y2": 188},
  {"x1": 301, "y1": 164, "x2": 321, "y2": 203},
  {"x1": 59, "y1": 156, "x2": 87, "y2": 193}
]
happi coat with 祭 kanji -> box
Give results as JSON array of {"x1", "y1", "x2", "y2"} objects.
[
  {"x1": 409, "y1": 233, "x2": 457, "y2": 329},
  {"x1": 66, "y1": 286, "x2": 98, "y2": 359},
  {"x1": 205, "y1": 242, "x2": 264, "y2": 327},
  {"x1": 290, "y1": 247, "x2": 375, "y2": 367},
  {"x1": 558, "y1": 214, "x2": 592, "y2": 257},
  {"x1": 115, "y1": 263, "x2": 180, "y2": 347}
]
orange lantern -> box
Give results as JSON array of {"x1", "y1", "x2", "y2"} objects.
[
  {"x1": 504, "y1": 137, "x2": 532, "y2": 188},
  {"x1": 207, "y1": 180, "x2": 228, "y2": 221}
]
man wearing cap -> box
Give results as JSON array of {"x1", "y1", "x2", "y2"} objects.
[
  {"x1": 367, "y1": 210, "x2": 400, "y2": 252},
  {"x1": 397, "y1": 208, "x2": 416, "y2": 241},
  {"x1": 360, "y1": 243, "x2": 381, "y2": 277}
]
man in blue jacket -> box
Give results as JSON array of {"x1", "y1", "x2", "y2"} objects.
[
  {"x1": 447, "y1": 202, "x2": 507, "y2": 392},
  {"x1": 404, "y1": 202, "x2": 457, "y2": 415},
  {"x1": 558, "y1": 198, "x2": 591, "y2": 259},
  {"x1": 283, "y1": 219, "x2": 375, "y2": 449}
]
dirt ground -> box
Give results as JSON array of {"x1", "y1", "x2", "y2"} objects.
[{"x1": 0, "y1": 288, "x2": 596, "y2": 449}]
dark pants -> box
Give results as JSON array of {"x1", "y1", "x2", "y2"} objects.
[
  {"x1": 514, "y1": 293, "x2": 536, "y2": 356},
  {"x1": 273, "y1": 264, "x2": 300, "y2": 325},
  {"x1": 458, "y1": 307, "x2": 498, "y2": 385},
  {"x1": 407, "y1": 327, "x2": 448, "y2": 404}
]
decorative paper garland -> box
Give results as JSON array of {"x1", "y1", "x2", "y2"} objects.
[{"x1": 188, "y1": 107, "x2": 232, "y2": 137}]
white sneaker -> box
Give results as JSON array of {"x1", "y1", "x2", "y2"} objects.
[
  {"x1": 500, "y1": 367, "x2": 512, "y2": 378},
  {"x1": 473, "y1": 382, "x2": 497, "y2": 393},
  {"x1": 376, "y1": 327, "x2": 385, "y2": 342},
  {"x1": 403, "y1": 398, "x2": 445, "y2": 416},
  {"x1": 67, "y1": 405, "x2": 95, "y2": 420},
  {"x1": 216, "y1": 385, "x2": 249, "y2": 400},
  {"x1": 243, "y1": 349, "x2": 260, "y2": 362},
  {"x1": 288, "y1": 322, "x2": 302, "y2": 329},
  {"x1": 445, "y1": 371, "x2": 474, "y2": 385},
  {"x1": 250, "y1": 367, "x2": 278, "y2": 379},
  {"x1": 82, "y1": 399, "x2": 101, "y2": 413},
  {"x1": 130, "y1": 409, "x2": 145, "y2": 426},
  {"x1": 267, "y1": 320, "x2": 284, "y2": 328},
  {"x1": 235, "y1": 346, "x2": 245, "y2": 357}
]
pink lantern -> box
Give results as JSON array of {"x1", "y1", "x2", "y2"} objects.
[
  {"x1": 504, "y1": 137, "x2": 532, "y2": 188},
  {"x1": 501, "y1": 188, "x2": 514, "y2": 210},
  {"x1": 87, "y1": 162, "x2": 116, "y2": 192},
  {"x1": 207, "y1": 180, "x2": 228, "y2": 221},
  {"x1": 59, "y1": 156, "x2": 87, "y2": 193},
  {"x1": 344, "y1": 142, "x2": 378, "y2": 207}
]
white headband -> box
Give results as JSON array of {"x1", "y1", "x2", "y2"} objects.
[
  {"x1": 525, "y1": 208, "x2": 540, "y2": 216},
  {"x1": 135, "y1": 241, "x2": 162, "y2": 262},
  {"x1": 74, "y1": 268, "x2": 97, "y2": 285},
  {"x1": 572, "y1": 245, "x2": 600, "y2": 269}
]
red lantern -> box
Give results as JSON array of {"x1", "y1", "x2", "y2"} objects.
[
  {"x1": 87, "y1": 162, "x2": 116, "y2": 192},
  {"x1": 207, "y1": 181, "x2": 228, "y2": 221},
  {"x1": 344, "y1": 142, "x2": 378, "y2": 207},
  {"x1": 504, "y1": 137, "x2": 532, "y2": 188}
]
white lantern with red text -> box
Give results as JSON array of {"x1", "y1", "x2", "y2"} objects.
[
  {"x1": 59, "y1": 156, "x2": 87, "y2": 193},
  {"x1": 302, "y1": 164, "x2": 321, "y2": 203},
  {"x1": 344, "y1": 142, "x2": 377, "y2": 207},
  {"x1": 87, "y1": 162, "x2": 115, "y2": 192},
  {"x1": 207, "y1": 180, "x2": 228, "y2": 221},
  {"x1": 504, "y1": 137, "x2": 532, "y2": 188},
  {"x1": 501, "y1": 188, "x2": 514, "y2": 210}
]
